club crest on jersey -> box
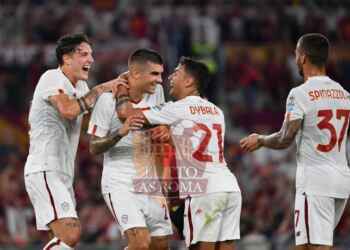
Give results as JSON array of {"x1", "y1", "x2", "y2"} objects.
[
  {"x1": 151, "y1": 103, "x2": 165, "y2": 111},
  {"x1": 61, "y1": 201, "x2": 70, "y2": 212},
  {"x1": 287, "y1": 95, "x2": 295, "y2": 112}
]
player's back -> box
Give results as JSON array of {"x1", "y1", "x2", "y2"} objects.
[
  {"x1": 180, "y1": 97, "x2": 226, "y2": 166},
  {"x1": 170, "y1": 96, "x2": 240, "y2": 197},
  {"x1": 292, "y1": 76, "x2": 350, "y2": 197}
]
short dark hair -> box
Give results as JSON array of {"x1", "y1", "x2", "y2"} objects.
[
  {"x1": 179, "y1": 57, "x2": 210, "y2": 95},
  {"x1": 128, "y1": 49, "x2": 163, "y2": 65},
  {"x1": 298, "y1": 33, "x2": 329, "y2": 68},
  {"x1": 56, "y1": 33, "x2": 91, "y2": 65}
]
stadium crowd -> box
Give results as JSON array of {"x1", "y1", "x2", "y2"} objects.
[{"x1": 0, "y1": 0, "x2": 350, "y2": 249}]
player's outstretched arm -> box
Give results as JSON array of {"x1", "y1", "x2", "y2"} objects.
[
  {"x1": 240, "y1": 118, "x2": 302, "y2": 152},
  {"x1": 49, "y1": 78, "x2": 128, "y2": 120},
  {"x1": 259, "y1": 118, "x2": 302, "y2": 148},
  {"x1": 89, "y1": 115, "x2": 144, "y2": 155}
]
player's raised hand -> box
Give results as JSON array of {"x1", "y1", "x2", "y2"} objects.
[
  {"x1": 98, "y1": 77, "x2": 129, "y2": 96},
  {"x1": 117, "y1": 71, "x2": 129, "y2": 81},
  {"x1": 112, "y1": 78, "x2": 129, "y2": 97},
  {"x1": 150, "y1": 125, "x2": 171, "y2": 143},
  {"x1": 118, "y1": 115, "x2": 145, "y2": 136},
  {"x1": 240, "y1": 133, "x2": 262, "y2": 152},
  {"x1": 113, "y1": 71, "x2": 130, "y2": 97}
]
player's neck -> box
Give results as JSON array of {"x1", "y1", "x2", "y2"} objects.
[
  {"x1": 60, "y1": 66, "x2": 78, "y2": 87},
  {"x1": 303, "y1": 66, "x2": 326, "y2": 81},
  {"x1": 128, "y1": 86, "x2": 144, "y2": 103},
  {"x1": 178, "y1": 89, "x2": 200, "y2": 100},
  {"x1": 186, "y1": 89, "x2": 200, "y2": 98}
]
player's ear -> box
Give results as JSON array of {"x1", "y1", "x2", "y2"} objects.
[
  {"x1": 184, "y1": 76, "x2": 195, "y2": 89},
  {"x1": 129, "y1": 64, "x2": 142, "y2": 80},
  {"x1": 128, "y1": 68, "x2": 137, "y2": 81},
  {"x1": 300, "y1": 53, "x2": 307, "y2": 65},
  {"x1": 63, "y1": 54, "x2": 73, "y2": 66}
]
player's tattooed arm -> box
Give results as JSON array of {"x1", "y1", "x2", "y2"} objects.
[
  {"x1": 89, "y1": 115, "x2": 145, "y2": 155},
  {"x1": 49, "y1": 94, "x2": 81, "y2": 120},
  {"x1": 115, "y1": 91, "x2": 146, "y2": 122},
  {"x1": 89, "y1": 130, "x2": 124, "y2": 155},
  {"x1": 82, "y1": 78, "x2": 128, "y2": 109},
  {"x1": 258, "y1": 119, "x2": 302, "y2": 149},
  {"x1": 49, "y1": 78, "x2": 128, "y2": 120},
  {"x1": 114, "y1": 73, "x2": 148, "y2": 122},
  {"x1": 240, "y1": 119, "x2": 302, "y2": 152},
  {"x1": 115, "y1": 96, "x2": 141, "y2": 121}
]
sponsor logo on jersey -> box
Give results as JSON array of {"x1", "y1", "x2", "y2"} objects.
[
  {"x1": 61, "y1": 201, "x2": 70, "y2": 212},
  {"x1": 121, "y1": 214, "x2": 128, "y2": 224}
]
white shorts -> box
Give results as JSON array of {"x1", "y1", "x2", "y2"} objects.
[
  {"x1": 24, "y1": 171, "x2": 78, "y2": 231},
  {"x1": 184, "y1": 192, "x2": 241, "y2": 247},
  {"x1": 294, "y1": 192, "x2": 347, "y2": 246},
  {"x1": 103, "y1": 191, "x2": 173, "y2": 237}
]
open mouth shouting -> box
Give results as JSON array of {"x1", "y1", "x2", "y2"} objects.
[{"x1": 82, "y1": 65, "x2": 90, "y2": 72}]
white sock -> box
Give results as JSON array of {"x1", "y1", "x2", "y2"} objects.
[{"x1": 43, "y1": 237, "x2": 74, "y2": 250}]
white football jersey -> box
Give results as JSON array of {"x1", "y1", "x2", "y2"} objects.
[
  {"x1": 286, "y1": 76, "x2": 350, "y2": 198},
  {"x1": 25, "y1": 68, "x2": 89, "y2": 178},
  {"x1": 143, "y1": 95, "x2": 240, "y2": 198},
  {"x1": 87, "y1": 84, "x2": 165, "y2": 194}
]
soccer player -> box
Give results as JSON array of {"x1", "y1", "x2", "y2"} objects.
[
  {"x1": 240, "y1": 33, "x2": 350, "y2": 250},
  {"x1": 116, "y1": 57, "x2": 242, "y2": 250},
  {"x1": 24, "y1": 33, "x2": 126, "y2": 250},
  {"x1": 88, "y1": 49, "x2": 173, "y2": 250}
]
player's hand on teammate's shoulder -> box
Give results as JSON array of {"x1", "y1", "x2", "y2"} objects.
[
  {"x1": 240, "y1": 133, "x2": 262, "y2": 152},
  {"x1": 118, "y1": 115, "x2": 145, "y2": 136},
  {"x1": 97, "y1": 73, "x2": 129, "y2": 97},
  {"x1": 107, "y1": 77, "x2": 129, "y2": 96},
  {"x1": 117, "y1": 71, "x2": 129, "y2": 81},
  {"x1": 150, "y1": 125, "x2": 171, "y2": 143},
  {"x1": 110, "y1": 71, "x2": 129, "y2": 97}
]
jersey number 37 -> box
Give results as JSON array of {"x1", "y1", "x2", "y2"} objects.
[{"x1": 317, "y1": 109, "x2": 350, "y2": 152}]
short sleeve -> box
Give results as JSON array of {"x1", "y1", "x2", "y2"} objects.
[
  {"x1": 39, "y1": 71, "x2": 66, "y2": 100},
  {"x1": 143, "y1": 101, "x2": 180, "y2": 125},
  {"x1": 285, "y1": 88, "x2": 305, "y2": 121},
  {"x1": 87, "y1": 93, "x2": 115, "y2": 137}
]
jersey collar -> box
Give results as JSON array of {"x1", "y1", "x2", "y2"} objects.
[
  {"x1": 307, "y1": 75, "x2": 330, "y2": 81},
  {"x1": 58, "y1": 67, "x2": 79, "y2": 90}
]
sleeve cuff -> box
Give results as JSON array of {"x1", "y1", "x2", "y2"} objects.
[{"x1": 87, "y1": 124, "x2": 108, "y2": 137}]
